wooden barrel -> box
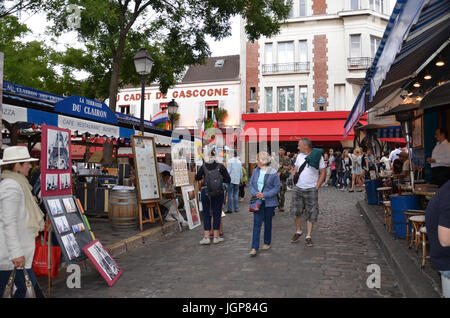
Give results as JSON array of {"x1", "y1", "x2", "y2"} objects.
[{"x1": 108, "y1": 189, "x2": 139, "y2": 230}]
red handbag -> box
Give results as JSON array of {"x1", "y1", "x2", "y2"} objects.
[{"x1": 32, "y1": 222, "x2": 62, "y2": 278}]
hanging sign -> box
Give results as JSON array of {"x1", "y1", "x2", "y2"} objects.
[{"x1": 55, "y1": 95, "x2": 118, "y2": 125}]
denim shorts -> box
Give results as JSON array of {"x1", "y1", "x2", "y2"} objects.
[{"x1": 291, "y1": 187, "x2": 319, "y2": 222}]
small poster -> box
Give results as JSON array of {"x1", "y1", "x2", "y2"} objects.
[
  {"x1": 54, "y1": 216, "x2": 70, "y2": 234},
  {"x1": 48, "y1": 198, "x2": 64, "y2": 215},
  {"x1": 173, "y1": 159, "x2": 190, "y2": 187},
  {"x1": 181, "y1": 185, "x2": 201, "y2": 230},
  {"x1": 46, "y1": 174, "x2": 58, "y2": 191},
  {"x1": 62, "y1": 197, "x2": 77, "y2": 213},
  {"x1": 61, "y1": 233, "x2": 81, "y2": 260},
  {"x1": 83, "y1": 240, "x2": 123, "y2": 287},
  {"x1": 60, "y1": 173, "x2": 71, "y2": 190}
]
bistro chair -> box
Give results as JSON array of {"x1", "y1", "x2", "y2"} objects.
[
  {"x1": 382, "y1": 201, "x2": 392, "y2": 232},
  {"x1": 377, "y1": 186, "x2": 392, "y2": 204},
  {"x1": 403, "y1": 210, "x2": 425, "y2": 247},
  {"x1": 415, "y1": 166, "x2": 425, "y2": 184}
]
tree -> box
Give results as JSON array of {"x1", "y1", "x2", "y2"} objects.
[
  {"x1": 0, "y1": 0, "x2": 42, "y2": 19},
  {"x1": 44, "y1": 0, "x2": 292, "y2": 111}
]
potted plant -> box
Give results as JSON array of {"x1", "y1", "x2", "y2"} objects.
[{"x1": 214, "y1": 108, "x2": 228, "y2": 127}]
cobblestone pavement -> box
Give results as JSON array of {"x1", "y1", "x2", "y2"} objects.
[{"x1": 50, "y1": 186, "x2": 405, "y2": 298}]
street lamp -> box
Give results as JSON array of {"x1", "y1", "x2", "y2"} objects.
[
  {"x1": 167, "y1": 99, "x2": 179, "y2": 130},
  {"x1": 133, "y1": 48, "x2": 154, "y2": 134}
]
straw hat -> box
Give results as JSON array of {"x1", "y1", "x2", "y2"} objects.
[{"x1": 0, "y1": 146, "x2": 39, "y2": 165}]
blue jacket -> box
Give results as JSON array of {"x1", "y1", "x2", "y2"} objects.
[{"x1": 249, "y1": 167, "x2": 281, "y2": 208}]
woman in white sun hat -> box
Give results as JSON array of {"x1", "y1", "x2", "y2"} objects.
[{"x1": 0, "y1": 146, "x2": 45, "y2": 298}]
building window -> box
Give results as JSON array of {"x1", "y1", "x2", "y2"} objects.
[
  {"x1": 370, "y1": 0, "x2": 384, "y2": 13},
  {"x1": 286, "y1": 0, "x2": 294, "y2": 18},
  {"x1": 278, "y1": 87, "x2": 295, "y2": 112},
  {"x1": 350, "y1": 0, "x2": 359, "y2": 10},
  {"x1": 206, "y1": 106, "x2": 218, "y2": 120},
  {"x1": 265, "y1": 88, "x2": 273, "y2": 112},
  {"x1": 370, "y1": 36, "x2": 381, "y2": 58},
  {"x1": 278, "y1": 41, "x2": 294, "y2": 63},
  {"x1": 350, "y1": 34, "x2": 361, "y2": 58},
  {"x1": 334, "y1": 84, "x2": 345, "y2": 110},
  {"x1": 299, "y1": 86, "x2": 308, "y2": 111},
  {"x1": 119, "y1": 105, "x2": 130, "y2": 115},
  {"x1": 299, "y1": 40, "x2": 308, "y2": 63},
  {"x1": 299, "y1": 0, "x2": 307, "y2": 16},
  {"x1": 265, "y1": 43, "x2": 273, "y2": 64},
  {"x1": 250, "y1": 87, "x2": 256, "y2": 101}
]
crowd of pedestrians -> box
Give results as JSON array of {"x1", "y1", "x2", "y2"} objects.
[{"x1": 195, "y1": 141, "x2": 416, "y2": 257}]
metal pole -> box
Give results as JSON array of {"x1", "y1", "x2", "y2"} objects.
[{"x1": 139, "y1": 76, "x2": 146, "y2": 134}]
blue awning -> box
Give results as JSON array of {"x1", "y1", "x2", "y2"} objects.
[
  {"x1": 344, "y1": 0, "x2": 450, "y2": 134},
  {"x1": 377, "y1": 126, "x2": 403, "y2": 139}
]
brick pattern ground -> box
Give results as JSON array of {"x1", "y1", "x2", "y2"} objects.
[{"x1": 49, "y1": 186, "x2": 404, "y2": 298}]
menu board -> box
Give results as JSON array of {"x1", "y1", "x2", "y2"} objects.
[{"x1": 131, "y1": 135, "x2": 162, "y2": 203}]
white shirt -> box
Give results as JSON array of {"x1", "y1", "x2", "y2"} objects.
[
  {"x1": 294, "y1": 153, "x2": 326, "y2": 189},
  {"x1": 389, "y1": 148, "x2": 402, "y2": 163},
  {"x1": 380, "y1": 157, "x2": 391, "y2": 171},
  {"x1": 431, "y1": 139, "x2": 450, "y2": 168}
]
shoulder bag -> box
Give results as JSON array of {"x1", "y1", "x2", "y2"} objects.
[
  {"x1": 293, "y1": 161, "x2": 308, "y2": 185},
  {"x1": 2, "y1": 268, "x2": 36, "y2": 298}
]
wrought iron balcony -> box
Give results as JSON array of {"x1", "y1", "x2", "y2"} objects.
[
  {"x1": 347, "y1": 57, "x2": 374, "y2": 69},
  {"x1": 262, "y1": 62, "x2": 310, "y2": 74}
]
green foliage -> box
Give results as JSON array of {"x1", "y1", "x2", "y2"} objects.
[
  {"x1": 43, "y1": 0, "x2": 293, "y2": 110},
  {"x1": 214, "y1": 108, "x2": 228, "y2": 122}
]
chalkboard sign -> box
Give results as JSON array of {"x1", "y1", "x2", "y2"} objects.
[{"x1": 43, "y1": 195, "x2": 93, "y2": 264}]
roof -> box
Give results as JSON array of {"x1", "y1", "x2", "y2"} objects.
[
  {"x1": 182, "y1": 55, "x2": 240, "y2": 84},
  {"x1": 379, "y1": 103, "x2": 419, "y2": 116}
]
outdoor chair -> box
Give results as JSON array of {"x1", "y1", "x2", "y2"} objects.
[
  {"x1": 403, "y1": 209, "x2": 425, "y2": 247},
  {"x1": 382, "y1": 201, "x2": 392, "y2": 232}
]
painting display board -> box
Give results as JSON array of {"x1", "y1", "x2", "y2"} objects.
[
  {"x1": 131, "y1": 135, "x2": 162, "y2": 203},
  {"x1": 82, "y1": 240, "x2": 123, "y2": 287},
  {"x1": 43, "y1": 195, "x2": 93, "y2": 264},
  {"x1": 181, "y1": 185, "x2": 201, "y2": 230},
  {"x1": 41, "y1": 124, "x2": 72, "y2": 197}
]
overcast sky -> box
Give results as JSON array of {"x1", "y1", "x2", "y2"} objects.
[{"x1": 18, "y1": 11, "x2": 241, "y2": 57}]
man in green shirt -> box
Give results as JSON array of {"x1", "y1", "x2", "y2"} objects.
[{"x1": 277, "y1": 146, "x2": 292, "y2": 212}]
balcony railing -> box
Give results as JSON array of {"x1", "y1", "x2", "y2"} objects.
[
  {"x1": 347, "y1": 57, "x2": 374, "y2": 70},
  {"x1": 262, "y1": 62, "x2": 310, "y2": 74}
]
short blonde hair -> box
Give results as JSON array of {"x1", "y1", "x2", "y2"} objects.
[
  {"x1": 257, "y1": 151, "x2": 271, "y2": 166},
  {"x1": 354, "y1": 147, "x2": 362, "y2": 155}
]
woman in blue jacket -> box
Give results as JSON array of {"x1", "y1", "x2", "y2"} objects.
[{"x1": 249, "y1": 152, "x2": 281, "y2": 257}]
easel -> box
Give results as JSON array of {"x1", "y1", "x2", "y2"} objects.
[
  {"x1": 138, "y1": 201, "x2": 164, "y2": 232},
  {"x1": 131, "y1": 135, "x2": 164, "y2": 232},
  {"x1": 47, "y1": 217, "x2": 53, "y2": 298}
]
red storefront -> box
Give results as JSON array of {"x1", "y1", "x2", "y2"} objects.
[{"x1": 241, "y1": 111, "x2": 366, "y2": 152}]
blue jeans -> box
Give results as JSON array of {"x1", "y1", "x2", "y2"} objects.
[
  {"x1": 227, "y1": 183, "x2": 239, "y2": 212},
  {"x1": 251, "y1": 201, "x2": 274, "y2": 250},
  {"x1": 0, "y1": 268, "x2": 37, "y2": 298},
  {"x1": 201, "y1": 188, "x2": 224, "y2": 231}
]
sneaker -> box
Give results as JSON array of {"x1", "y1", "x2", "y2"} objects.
[
  {"x1": 213, "y1": 237, "x2": 224, "y2": 244},
  {"x1": 165, "y1": 216, "x2": 176, "y2": 222},
  {"x1": 348, "y1": 189, "x2": 354, "y2": 192},
  {"x1": 305, "y1": 237, "x2": 313, "y2": 247},
  {"x1": 279, "y1": 208, "x2": 285, "y2": 212},
  {"x1": 262, "y1": 244, "x2": 271, "y2": 250},
  {"x1": 221, "y1": 211, "x2": 226, "y2": 217},
  {"x1": 225, "y1": 210, "x2": 233, "y2": 214},
  {"x1": 199, "y1": 237, "x2": 211, "y2": 245},
  {"x1": 234, "y1": 210, "x2": 239, "y2": 213},
  {"x1": 219, "y1": 232, "x2": 224, "y2": 238},
  {"x1": 291, "y1": 232, "x2": 303, "y2": 243},
  {"x1": 239, "y1": 198, "x2": 245, "y2": 202},
  {"x1": 249, "y1": 249, "x2": 257, "y2": 257}
]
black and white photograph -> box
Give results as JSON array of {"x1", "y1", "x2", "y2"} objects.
[
  {"x1": 60, "y1": 173, "x2": 71, "y2": 190},
  {"x1": 47, "y1": 128, "x2": 70, "y2": 170},
  {"x1": 46, "y1": 174, "x2": 58, "y2": 191},
  {"x1": 62, "y1": 197, "x2": 77, "y2": 213},
  {"x1": 54, "y1": 216, "x2": 70, "y2": 234},
  {"x1": 61, "y1": 233, "x2": 77, "y2": 260},
  {"x1": 88, "y1": 241, "x2": 120, "y2": 281},
  {"x1": 48, "y1": 198, "x2": 64, "y2": 215}
]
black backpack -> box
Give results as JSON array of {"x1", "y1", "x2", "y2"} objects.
[{"x1": 203, "y1": 164, "x2": 224, "y2": 197}]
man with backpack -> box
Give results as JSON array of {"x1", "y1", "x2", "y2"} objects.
[
  {"x1": 226, "y1": 150, "x2": 242, "y2": 213},
  {"x1": 195, "y1": 146, "x2": 231, "y2": 245}
]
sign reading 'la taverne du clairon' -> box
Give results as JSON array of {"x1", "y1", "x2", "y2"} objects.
[{"x1": 55, "y1": 95, "x2": 118, "y2": 125}]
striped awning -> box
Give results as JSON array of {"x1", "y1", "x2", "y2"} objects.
[
  {"x1": 344, "y1": 0, "x2": 450, "y2": 135},
  {"x1": 376, "y1": 126, "x2": 403, "y2": 139}
]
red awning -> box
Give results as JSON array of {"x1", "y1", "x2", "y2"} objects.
[
  {"x1": 379, "y1": 138, "x2": 407, "y2": 144},
  {"x1": 205, "y1": 100, "x2": 219, "y2": 107},
  {"x1": 241, "y1": 120, "x2": 358, "y2": 141}
]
